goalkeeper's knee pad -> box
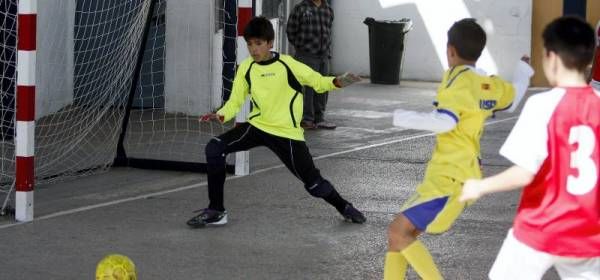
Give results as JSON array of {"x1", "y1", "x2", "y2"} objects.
[
  {"x1": 304, "y1": 178, "x2": 334, "y2": 198},
  {"x1": 205, "y1": 137, "x2": 226, "y2": 166}
]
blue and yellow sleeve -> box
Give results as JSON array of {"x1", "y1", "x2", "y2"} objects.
[{"x1": 491, "y1": 77, "x2": 516, "y2": 112}]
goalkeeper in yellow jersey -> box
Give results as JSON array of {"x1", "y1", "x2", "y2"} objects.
[
  {"x1": 186, "y1": 17, "x2": 365, "y2": 228},
  {"x1": 383, "y1": 18, "x2": 534, "y2": 279}
]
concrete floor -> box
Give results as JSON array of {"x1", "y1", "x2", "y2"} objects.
[{"x1": 0, "y1": 80, "x2": 560, "y2": 279}]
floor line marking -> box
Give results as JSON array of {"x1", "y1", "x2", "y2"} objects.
[{"x1": 0, "y1": 116, "x2": 517, "y2": 229}]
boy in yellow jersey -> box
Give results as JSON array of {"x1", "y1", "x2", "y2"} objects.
[
  {"x1": 383, "y1": 18, "x2": 534, "y2": 279},
  {"x1": 186, "y1": 17, "x2": 365, "y2": 227}
]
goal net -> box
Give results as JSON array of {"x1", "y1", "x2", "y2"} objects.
[
  {"x1": 0, "y1": 0, "x2": 238, "y2": 216},
  {"x1": 0, "y1": 0, "x2": 17, "y2": 215}
]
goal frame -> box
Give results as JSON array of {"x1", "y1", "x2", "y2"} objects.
[{"x1": 7, "y1": 0, "x2": 258, "y2": 222}]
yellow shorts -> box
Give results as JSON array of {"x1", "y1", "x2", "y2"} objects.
[{"x1": 400, "y1": 175, "x2": 466, "y2": 234}]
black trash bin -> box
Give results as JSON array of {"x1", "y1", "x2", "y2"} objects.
[{"x1": 363, "y1": 17, "x2": 412, "y2": 84}]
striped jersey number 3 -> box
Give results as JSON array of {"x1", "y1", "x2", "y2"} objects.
[{"x1": 567, "y1": 125, "x2": 598, "y2": 195}]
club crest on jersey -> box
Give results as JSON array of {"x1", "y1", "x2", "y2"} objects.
[
  {"x1": 481, "y1": 83, "x2": 490, "y2": 90},
  {"x1": 480, "y1": 99, "x2": 496, "y2": 110}
]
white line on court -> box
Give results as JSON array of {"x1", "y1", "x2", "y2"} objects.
[{"x1": 0, "y1": 116, "x2": 518, "y2": 229}]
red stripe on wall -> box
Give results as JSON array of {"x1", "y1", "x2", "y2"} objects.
[
  {"x1": 16, "y1": 86, "x2": 35, "y2": 121},
  {"x1": 238, "y1": 7, "x2": 252, "y2": 36},
  {"x1": 16, "y1": 157, "x2": 34, "y2": 192},
  {"x1": 17, "y1": 14, "x2": 36, "y2": 51}
]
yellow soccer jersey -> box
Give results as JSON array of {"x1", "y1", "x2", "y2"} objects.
[
  {"x1": 217, "y1": 53, "x2": 337, "y2": 141},
  {"x1": 423, "y1": 65, "x2": 515, "y2": 192}
]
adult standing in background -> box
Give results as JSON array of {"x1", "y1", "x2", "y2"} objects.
[{"x1": 287, "y1": 0, "x2": 337, "y2": 129}]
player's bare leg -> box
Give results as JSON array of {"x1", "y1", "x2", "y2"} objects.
[{"x1": 384, "y1": 213, "x2": 443, "y2": 280}]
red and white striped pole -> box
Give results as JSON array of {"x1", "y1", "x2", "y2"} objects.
[
  {"x1": 234, "y1": 0, "x2": 253, "y2": 176},
  {"x1": 237, "y1": 0, "x2": 253, "y2": 36},
  {"x1": 591, "y1": 21, "x2": 600, "y2": 90},
  {"x1": 235, "y1": 0, "x2": 253, "y2": 65},
  {"x1": 15, "y1": 0, "x2": 36, "y2": 222}
]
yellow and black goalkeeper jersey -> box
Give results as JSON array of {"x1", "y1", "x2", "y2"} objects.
[
  {"x1": 217, "y1": 52, "x2": 338, "y2": 141},
  {"x1": 425, "y1": 65, "x2": 515, "y2": 185}
]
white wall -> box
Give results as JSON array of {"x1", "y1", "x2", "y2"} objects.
[
  {"x1": 36, "y1": 0, "x2": 74, "y2": 119},
  {"x1": 331, "y1": 0, "x2": 532, "y2": 81},
  {"x1": 165, "y1": 0, "x2": 213, "y2": 114}
]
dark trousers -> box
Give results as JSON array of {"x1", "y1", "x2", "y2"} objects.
[
  {"x1": 205, "y1": 123, "x2": 344, "y2": 211},
  {"x1": 295, "y1": 52, "x2": 330, "y2": 123}
]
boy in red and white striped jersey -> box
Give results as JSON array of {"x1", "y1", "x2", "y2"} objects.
[{"x1": 460, "y1": 16, "x2": 600, "y2": 279}]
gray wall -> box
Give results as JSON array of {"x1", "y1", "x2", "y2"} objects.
[
  {"x1": 36, "y1": 0, "x2": 531, "y2": 118},
  {"x1": 165, "y1": 0, "x2": 213, "y2": 114},
  {"x1": 36, "y1": 0, "x2": 215, "y2": 117},
  {"x1": 36, "y1": 0, "x2": 74, "y2": 119}
]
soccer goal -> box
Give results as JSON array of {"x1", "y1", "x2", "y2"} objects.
[{"x1": 0, "y1": 0, "x2": 252, "y2": 221}]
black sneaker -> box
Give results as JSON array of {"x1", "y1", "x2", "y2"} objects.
[
  {"x1": 341, "y1": 204, "x2": 366, "y2": 224},
  {"x1": 315, "y1": 121, "x2": 337, "y2": 130},
  {"x1": 186, "y1": 208, "x2": 228, "y2": 228},
  {"x1": 300, "y1": 120, "x2": 316, "y2": 130}
]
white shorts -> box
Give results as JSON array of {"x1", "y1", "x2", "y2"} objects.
[{"x1": 489, "y1": 229, "x2": 600, "y2": 280}]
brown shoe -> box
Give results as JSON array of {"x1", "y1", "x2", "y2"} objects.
[
  {"x1": 300, "y1": 120, "x2": 316, "y2": 129},
  {"x1": 316, "y1": 121, "x2": 337, "y2": 129}
]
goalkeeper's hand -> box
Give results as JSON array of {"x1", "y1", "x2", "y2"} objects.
[
  {"x1": 199, "y1": 112, "x2": 224, "y2": 123},
  {"x1": 334, "y1": 72, "x2": 361, "y2": 88}
]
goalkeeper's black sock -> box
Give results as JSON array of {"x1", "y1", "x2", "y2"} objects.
[{"x1": 322, "y1": 189, "x2": 349, "y2": 213}]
